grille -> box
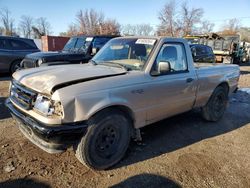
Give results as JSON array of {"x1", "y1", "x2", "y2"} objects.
[
  {"x1": 10, "y1": 81, "x2": 37, "y2": 110},
  {"x1": 22, "y1": 58, "x2": 37, "y2": 69}
]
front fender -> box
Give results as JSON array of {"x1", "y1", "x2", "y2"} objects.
[{"x1": 58, "y1": 90, "x2": 133, "y2": 122}]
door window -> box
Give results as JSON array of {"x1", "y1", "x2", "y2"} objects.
[
  {"x1": 196, "y1": 46, "x2": 207, "y2": 56},
  {"x1": 9, "y1": 39, "x2": 34, "y2": 50},
  {"x1": 154, "y1": 43, "x2": 188, "y2": 73},
  {"x1": 205, "y1": 46, "x2": 213, "y2": 55}
]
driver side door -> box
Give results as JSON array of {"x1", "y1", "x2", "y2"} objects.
[{"x1": 146, "y1": 42, "x2": 197, "y2": 124}]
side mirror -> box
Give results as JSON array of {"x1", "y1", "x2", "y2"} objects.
[
  {"x1": 91, "y1": 47, "x2": 100, "y2": 56},
  {"x1": 158, "y1": 61, "x2": 171, "y2": 74}
]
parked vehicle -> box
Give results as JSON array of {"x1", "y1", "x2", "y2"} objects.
[
  {"x1": 184, "y1": 33, "x2": 246, "y2": 63},
  {"x1": 241, "y1": 42, "x2": 250, "y2": 63},
  {"x1": 190, "y1": 44, "x2": 215, "y2": 63},
  {"x1": 20, "y1": 35, "x2": 118, "y2": 69},
  {"x1": 0, "y1": 36, "x2": 40, "y2": 73},
  {"x1": 6, "y1": 36, "x2": 240, "y2": 170}
]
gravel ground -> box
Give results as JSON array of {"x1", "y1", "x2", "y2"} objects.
[{"x1": 0, "y1": 64, "x2": 250, "y2": 188}]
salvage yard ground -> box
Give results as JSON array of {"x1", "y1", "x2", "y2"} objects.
[{"x1": 0, "y1": 64, "x2": 250, "y2": 188}]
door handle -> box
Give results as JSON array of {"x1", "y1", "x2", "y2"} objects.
[{"x1": 186, "y1": 78, "x2": 194, "y2": 83}]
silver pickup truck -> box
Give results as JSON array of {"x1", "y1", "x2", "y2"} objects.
[{"x1": 6, "y1": 37, "x2": 240, "y2": 170}]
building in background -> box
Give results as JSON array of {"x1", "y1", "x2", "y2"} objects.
[{"x1": 41, "y1": 36, "x2": 70, "y2": 51}]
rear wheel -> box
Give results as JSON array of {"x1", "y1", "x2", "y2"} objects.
[
  {"x1": 10, "y1": 60, "x2": 21, "y2": 74},
  {"x1": 75, "y1": 109, "x2": 131, "y2": 170},
  {"x1": 202, "y1": 86, "x2": 228, "y2": 122}
]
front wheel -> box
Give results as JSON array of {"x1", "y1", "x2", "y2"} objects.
[
  {"x1": 75, "y1": 109, "x2": 131, "y2": 170},
  {"x1": 201, "y1": 86, "x2": 228, "y2": 122},
  {"x1": 10, "y1": 60, "x2": 21, "y2": 74}
]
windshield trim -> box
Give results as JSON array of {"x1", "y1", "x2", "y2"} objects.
[{"x1": 140, "y1": 38, "x2": 159, "y2": 72}]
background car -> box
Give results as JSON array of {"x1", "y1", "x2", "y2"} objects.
[
  {"x1": 21, "y1": 35, "x2": 119, "y2": 69},
  {"x1": 0, "y1": 36, "x2": 40, "y2": 73},
  {"x1": 190, "y1": 44, "x2": 216, "y2": 63}
]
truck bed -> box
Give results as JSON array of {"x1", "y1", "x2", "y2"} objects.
[
  {"x1": 193, "y1": 62, "x2": 239, "y2": 108},
  {"x1": 194, "y1": 62, "x2": 231, "y2": 68}
]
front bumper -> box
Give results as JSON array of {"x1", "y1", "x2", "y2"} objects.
[{"x1": 5, "y1": 99, "x2": 88, "y2": 153}]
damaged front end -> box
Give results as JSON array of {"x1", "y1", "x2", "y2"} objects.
[{"x1": 6, "y1": 80, "x2": 88, "y2": 153}]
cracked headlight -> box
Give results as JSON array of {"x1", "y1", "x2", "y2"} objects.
[{"x1": 34, "y1": 94, "x2": 63, "y2": 117}]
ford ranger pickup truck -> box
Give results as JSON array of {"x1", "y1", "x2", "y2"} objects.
[{"x1": 6, "y1": 36, "x2": 240, "y2": 170}]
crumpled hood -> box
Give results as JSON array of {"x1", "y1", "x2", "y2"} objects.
[{"x1": 13, "y1": 64, "x2": 127, "y2": 95}]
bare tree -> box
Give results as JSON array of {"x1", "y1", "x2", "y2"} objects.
[
  {"x1": 199, "y1": 20, "x2": 214, "y2": 34},
  {"x1": 136, "y1": 24, "x2": 153, "y2": 35},
  {"x1": 72, "y1": 9, "x2": 120, "y2": 35},
  {"x1": 0, "y1": 8, "x2": 15, "y2": 36},
  {"x1": 122, "y1": 24, "x2": 153, "y2": 36},
  {"x1": 157, "y1": 0, "x2": 178, "y2": 37},
  {"x1": 66, "y1": 23, "x2": 79, "y2": 36},
  {"x1": 32, "y1": 26, "x2": 43, "y2": 39},
  {"x1": 101, "y1": 19, "x2": 120, "y2": 35},
  {"x1": 181, "y1": 2, "x2": 204, "y2": 36},
  {"x1": 19, "y1": 15, "x2": 33, "y2": 38},
  {"x1": 221, "y1": 18, "x2": 241, "y2": 35},
  {"x1": 0, "y1": 26, "x2": 4, "y2": 35},
  {"x1": 239, "y1": 27, "x2": 250, "y2": 42},
  {"x1": 76, "y1": 9, "x2": 104, "y2": 34},
  {"x1": 157, "y1": 1, "x2": 204, "y2": 37},
  {"x1": 122, "y1": 24, "x2": 137, "y2": 36},
  {"x1": 36, "y1": 17, "x2": 51, "y2": 35}
]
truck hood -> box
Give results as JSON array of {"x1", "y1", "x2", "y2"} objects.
[
  {"x1": 26, "y1": 51, "x2": 85, "y2": 61},
  {"x1": 13, "y1": 64, "x2": 127, "y2": 95},
  {"x1": 26, "y1": 51, "x2": 66, "y2": 58}
]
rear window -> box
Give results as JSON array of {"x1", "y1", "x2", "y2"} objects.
[
  {"x1": 195, "y1": 46, "x2": 207, "y2": 55},
  {"x1": 206, "y1": 46, "x2": 213, "y2": 55},
  {"x1": 9, "y1": 39, "x2": 37, "y2": 50},
  {"x1": 93, "y1": 37, "x2": 112, "y2": 49}
]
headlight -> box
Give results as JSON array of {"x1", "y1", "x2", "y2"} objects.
[
  {"x1": 34, "y1": 94, "x2": 63, "y2": 117},
  {"x1": 37, "y1": 58, "x2": 44, "y2": 66}
]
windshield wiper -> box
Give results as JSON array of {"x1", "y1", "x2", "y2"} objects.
[
  {"x1": 90, "y1": 60, "x2": 130, "y2": 71},
  {"x1": 100, "y1": 61, "x2": 130, "y2": 71},
  {"x1": 90, "y1": 59, "x2": 98, "y2": 65}
]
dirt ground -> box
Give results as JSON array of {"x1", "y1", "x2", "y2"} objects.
[{"x1": 0, "y1": 63, "x2": 250, "y2": 188}]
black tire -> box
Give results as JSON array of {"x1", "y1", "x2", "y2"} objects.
[
  {"x1": 202, "y1": 86, "x2": 228, "y2": 122},
  {"x1": 10, "y1": 60, "x2": 21, "y2": 74},
  {"x1": 75, "y1": 109, "x2": 131, "y2": 170}
]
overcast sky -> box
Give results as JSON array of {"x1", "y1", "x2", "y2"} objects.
[{"x1": 1, "y1": 0, "x2": 250, "y2": 35}]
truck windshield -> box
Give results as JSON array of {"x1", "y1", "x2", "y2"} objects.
[
  {"x1": 63, "y1": 38, "x2": 77, "y2": 51},
  {"x1": 92, "y1": 38, "x2": 156, "y2": 71},
  {"x1": 63, "y1": 37, "x2": 92, "y2": 53}
]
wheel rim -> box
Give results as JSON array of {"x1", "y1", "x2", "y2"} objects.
[
  {"x1": 14, "y1": 64, "x2": 20, "y2": 70},
  {"x1": 12, "y1": 62, "x2": 21, "y2": 73},
  {"x1": 213, "y1": 92, "x2": 225, "y2": 116},
  {"x1": 95, "y1": 124, "x2": 120, "y2": 159}
]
